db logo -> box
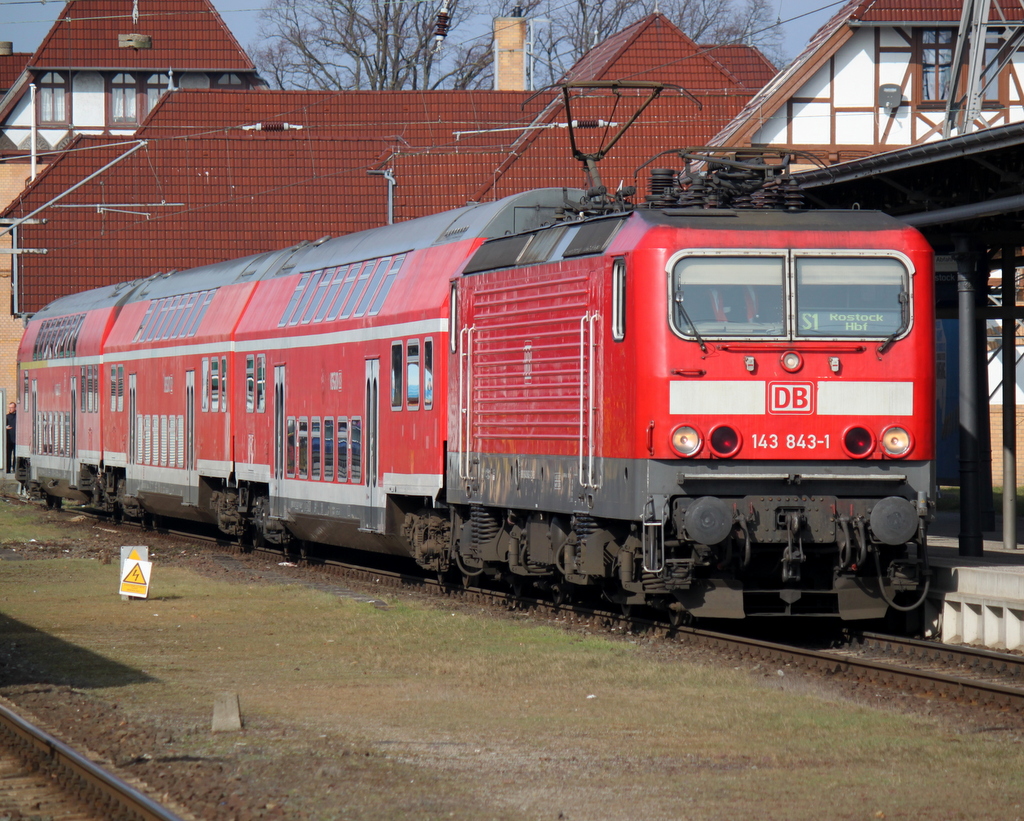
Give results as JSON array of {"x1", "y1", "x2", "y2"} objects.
[{"x1": 769, "y1": 382, "x2": 813, "y2": 414}]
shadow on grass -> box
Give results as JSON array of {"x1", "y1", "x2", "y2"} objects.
[{"x1": 0, "y1": 613, "x2": 157, "y2": 689}]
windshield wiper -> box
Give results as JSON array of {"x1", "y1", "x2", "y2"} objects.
[
  {"x1": 674, "y1": 292, "x2": 708, "y2": 353},
  {"x1": 877, "y1": 291, "x2": 909, "y2": 356}
]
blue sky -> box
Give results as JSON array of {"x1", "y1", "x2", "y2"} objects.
[{"x1": 2, "y1": 0, "x2": 844, "y2": 70}]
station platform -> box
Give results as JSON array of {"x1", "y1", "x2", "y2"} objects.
[{"x1": 926, "y1": 511, "x2": 1024, "y2": 650}]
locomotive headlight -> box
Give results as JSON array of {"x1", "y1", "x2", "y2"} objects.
[
  {"x1": 780, "y1": 351, "x2": 803, "y2": 372},
  {"x1": 709, "y1": 425, "x2": 741, "y2": 458},
  {"x1": 842, "y1": 425, "x2": 874, "y2": 458},
  {"x1": 671, "y1": 425, "x2": 702, "y2": 457},
  {"x1": 881, "y1": 426, "x2": 912, "y2": 457}
]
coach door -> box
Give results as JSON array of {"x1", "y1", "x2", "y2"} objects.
[
  {"x1": 363, "y1": 358, "x2": 382, "y2": 532},
  {"x1": 69, "y1": 376, "x2": 79, "y2": 486},
  {"x1": 184, "y1": 371, "x2": 197, "y2": 506},
  {"x1": 272, "y1": 365, "x2": 286, "y2": 519}
]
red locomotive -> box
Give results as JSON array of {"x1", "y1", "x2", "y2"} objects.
[{"x1": 16, "y1": 163, "x2": 934, "y2": 621}]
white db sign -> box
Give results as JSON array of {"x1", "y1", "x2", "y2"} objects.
[{"x1": 769, "y1": 382, "x2": 813, "y2": 414}]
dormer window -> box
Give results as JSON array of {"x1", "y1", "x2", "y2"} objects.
[
  {"x1": 145, "y1": 73, "x2": 169, "y2": 113},
  {"x1": 37, "y1": 72, "x2": 68, "y2": 124},
  {"x1": 109, "y1": 72, "x2": 170, "y2": 126},
  {"x1": 212, "y1": 73, "x2": 244, "y2": 88},
  {"x1": 110, "y1": 72, "x2": 137, "y2": 123}
]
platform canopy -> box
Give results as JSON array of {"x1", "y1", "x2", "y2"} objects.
[{"x1": 794, "y1": 121, "x2": 1024, "y2": 554}]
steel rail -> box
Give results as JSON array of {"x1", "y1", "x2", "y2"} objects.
[{"x1": 0, "y1": 699, "x2": 186, "y2": 821}]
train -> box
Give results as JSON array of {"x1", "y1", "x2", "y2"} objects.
[{"x1": 15, "y1": 165, "x2": 934, "y2": 622}]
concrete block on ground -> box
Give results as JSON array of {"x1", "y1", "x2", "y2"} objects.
[{"x1": 212, "y1": 692, "x2": 242, "y2": 732}]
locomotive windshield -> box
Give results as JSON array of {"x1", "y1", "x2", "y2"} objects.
[
  {"x1": 671, "y1": 256, "x2": 786, "y2": 337},
  {"x1": 794, "y1": 256, "x2": 907, "y2": 338},
  {"x1": 670, "y1": 253, "x2": 910, "y2": 341}
]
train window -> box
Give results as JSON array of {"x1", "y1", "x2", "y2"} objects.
[
  {"x1": 160, "y1": 415, "x2": 168, "y2": 466},
  {"x1": 279, "y1": 273, "x2": 311, "y2": 327},
  {"x1": 170, "y1": 294, "x2": 198, "y2": 338},
  {"x1": 286, "y1": 417, "x2": 296, "y2": 477},
  {"x1": 194, "y1": 292, "x2": 217, "y2": 337},
  {"x1": 289, "y1": 271, "x2": 324, "y2": 327},
  {"x1": 350, "y1": 417, "x2": 361, "y2": 483},
  {"x1": 298, "y1": 417, "x2": 309, "y2": 479},
  {"x1": 391, "y1": 342, "x2": 404, "y2": 410},
  {"x1": 324, "y1": 417, "x2": 335, "y2": 481},
  {"x1": 23, "y1": 371, "x2": 29, "y2": 410},
  {"x1": 563, "y1": 218, "x2": 624, "y2": 258},
  {"x1": 211, "y1": 358, "x2": 220, "y2": 412},
  {"x1": 423, "y1": 339, "x2": 433, "y2": 410},
  {"x1": 300, "y1": 275, "x2": 332, "y2": 324},
  {"x1": 325, "y1": 265, "x2": 358, "y2": 322},
  {"x1": 110, "y1": 365, "x2": 117, "y2": 411},
  {"x1": 353, "y1": 257, "x2": 391, "y2": 317},
  {"x1": 670, "y1": 256, "x2": 785, "y2": 338},
  {"x1": 337, "y1": 417, "x2": 348, "y2": 481},
  {"x1": 449, "y1": 285, "x2": 458, "y2": 353},
  {"x1": 256, "y1": 355, "x2": 267, "y2": 413},
  {"x1": 134, "y1": 303, "x2": 155, "y2": 342},
  {"x1": 795, "y1": 256, "x2": 908, "y2": 338},
  {"x1": 144, "y1": 415, "x2": 152, "y2": 464},
  {"x1": 407, "y1": 340, "x2": 420, "y2": 410},
  {"x1": 151, "y1": 297, "x2": 176, "y2": 341},
  {"x1": 464, "y1": 235, "x2": 532, "y2": 274},
  {"x1": 117, "y1": 365, "x2": 124, "y2": 412},
  {"x1": 612, "y1": 257, "x2": 626, "y2": 341},
  {"x1": 168, "y1": 296, "x2": 189, "y2": 339},
  {"x1": 368, "y1": 255, "x2": 405, "y2": 316},
  {"x1": 313, "y1": 267, "x2": 345, "y2": 322},
  {"x1": 246, "y1": 356, "x2": 255, "y2": 412},
  {"x1": 519, "y1": 227, "x2": 567, "y2": 265},
  {"x1": 169, "y1": 415, "x2": 177, "y2": 466},
  {"x1": 221, "y1": 357, "x2": 228, "y2": 413},
  {"x1": 311, "y1": 417, "x2": 321, "y2": 480},
  {"x1": 176, "y1": 414, "x2": 184, "y2": 468},
  {"x1": 80, "y1": 367, "x2": 87, "y2": 413},
  {"x1": 202, "y1": 359, "x2": 210, "y2": 412},
  {"x1": 340, "y1": 262, "x2": 373, "y2": 320}
]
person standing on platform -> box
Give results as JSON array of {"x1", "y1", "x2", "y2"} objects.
[{"x1": 5, "y1": 402, "x2": 15, "y2": 474}]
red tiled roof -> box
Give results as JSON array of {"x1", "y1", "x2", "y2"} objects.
[
  {"x1": 4, "y1": 13, "x2": 760, "y2": 312},
  {"x1": 700, "y1": 45, "x2": 777, "y2": 90},
  {"x1": 30, "y1": 0, "x2": 256, "y2": 71},
  {"x1": 4, "y1": 81, "x2": 753, "y2": 311},
  {"x1": 0, "y1": 53, "x2": 31, "y2": 93},
  {"x1": 563, "y1": 14, "x2": 750, "y2": 92},
  {"x1": 852, "y1": 0, "x2": 1023, "y2": 22}
]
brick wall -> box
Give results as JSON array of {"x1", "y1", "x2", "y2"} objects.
[
  {"x1": 0, "y1": 160, "x2": 39, "y2": 409},
  {"x1": 988, "y1": 406, "x2": 1024, "y2": 487}
]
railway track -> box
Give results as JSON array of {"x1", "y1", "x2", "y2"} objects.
[
  {"x1": 69, "y1": 507, "x2": 1024, "y2": 721},
  {"x1": 0, "y1": 697, "x2": 188, "y2": 821}
]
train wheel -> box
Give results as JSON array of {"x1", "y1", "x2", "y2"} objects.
[
  {"x1": 620, "y1": 602, "x2": 633, "y2": 618},
  {"x1": 45, "y1": 493, "x2": 61, "y2": 510},
  {"x1": 550, "y1": 582, "x2": 572, "y2": 606},
  {"x1": 667, "y1": 607, "x2": 690, "y2": 630}
]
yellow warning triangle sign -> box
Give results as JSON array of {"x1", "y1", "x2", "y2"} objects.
[
  {"x1": 127, "y1": 548, "x2": 143, "y2": 561},
  {"x1": 123, "y1": 562, "x2": 146, "y2": 584}
]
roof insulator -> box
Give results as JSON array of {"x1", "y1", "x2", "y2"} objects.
[{"x1": 241, "y1": 122, "x2": 304, "y2": 132}]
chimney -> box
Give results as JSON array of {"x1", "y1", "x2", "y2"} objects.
[
  {"x1": 0, "y1": 43, "x2": 13, "y2": 57},
  {"x1": 493, "y1": 11, "x2": 526, "y2": 91}
]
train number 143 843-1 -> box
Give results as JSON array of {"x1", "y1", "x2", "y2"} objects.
[{"x1": 751, "y1": 433, "x2": 831, "y2": 449}]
